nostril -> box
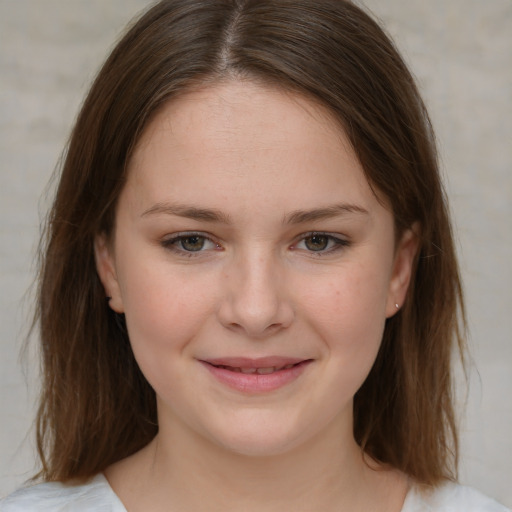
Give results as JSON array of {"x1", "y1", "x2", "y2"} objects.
[{"x1": 216, "y1": 277, "x2": 295, "y2": 336}]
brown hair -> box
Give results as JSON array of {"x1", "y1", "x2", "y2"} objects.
[{"x1": 34, "y1": 0, "x2": 465, "y2": 485}]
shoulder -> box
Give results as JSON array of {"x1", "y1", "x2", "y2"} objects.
[
  {"x1": 0, "y1": 474, "x2": 126, "y2": 512},
  {"x1": 403, "y1": 482, "x2": 510, "y2": 512}
]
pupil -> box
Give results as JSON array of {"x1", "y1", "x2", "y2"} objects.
[
  {"x1": 305, "y1": 235, "x2": 328, "y2": 251},
  {"x1": 182, "y1": 236, "x2": 204, "y2": 251}
]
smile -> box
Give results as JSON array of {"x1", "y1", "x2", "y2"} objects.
[
  {"x1": 212, "y1": 363, "x2": 298, "y2": 374},
  {"x1": 200, "y1": 357, "x2": 312, "y2": 393}
]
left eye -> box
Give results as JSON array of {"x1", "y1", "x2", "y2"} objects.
[
  {"x1": 162, "y1": 234, "x2": 218, "y2": 253},
  {"x1": 295, "y1": 234, "x2": 347, "y2": 253}
]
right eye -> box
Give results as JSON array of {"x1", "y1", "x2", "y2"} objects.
[{"x1": 161, "y1": 233, "x2": 220, "y2": 254}]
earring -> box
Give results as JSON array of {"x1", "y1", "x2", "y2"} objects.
[{"x1": 395, "y1": 303, "x2": 399, "y2": 309}]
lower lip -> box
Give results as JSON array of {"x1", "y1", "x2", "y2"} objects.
[{"x1": 200, "y1": 361, "x2": 312, "y2": 393}]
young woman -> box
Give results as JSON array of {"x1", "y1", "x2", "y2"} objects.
[{"x1": 1, "y1": 0, "x2": 509, "y2": 510}]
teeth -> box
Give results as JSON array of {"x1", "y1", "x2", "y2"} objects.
[
  {"x1": 256, "y1": 367, "x2": 276, "y2": 375},
  {"x1": 215, "y1": 363, "x2": 299, "y2": 374}
]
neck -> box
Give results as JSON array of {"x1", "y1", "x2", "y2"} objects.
[{"x1": 106, "y1": 413, "x2": 408, "y2": 512}]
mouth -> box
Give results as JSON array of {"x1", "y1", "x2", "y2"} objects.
[
  {"x1": 207, "y1": 362, "x2": 302, "y2": 375},
  {"x1": 199, "y1": 357, "x2": 313, "y2": 393}
]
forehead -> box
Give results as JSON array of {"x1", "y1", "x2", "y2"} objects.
[
  {"x1": 132, "y1": 81, "x2": 346, "y2": 161},
  {"x1": 124, "y1": 80, "x2": 383, "y2": 217}
]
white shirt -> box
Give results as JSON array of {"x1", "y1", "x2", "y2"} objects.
[{"x1": 1, "y1": 473, "x2": 510, "y2": 511}]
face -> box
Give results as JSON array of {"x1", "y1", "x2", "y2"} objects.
[{"x1": 96, "y1": 81, "x2": 417, "y2": 457}]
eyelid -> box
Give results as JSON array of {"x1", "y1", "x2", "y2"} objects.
[
  {"x1": 160, "y1": 231, "x2": 222, "y2": 253},
  {"x1": 159, "y1": 230, "x2": 349, "y2": 255},
  {"x1": 291, "y1": 231, "x2": 350, "y2": 253}
]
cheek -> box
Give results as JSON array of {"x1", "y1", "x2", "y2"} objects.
[
  {"x1": 297, "y1": 260, "x2": 390, "y2": 361},
  {"x1": 297, "y1": 269, "x2": 390, "y2": 413},
  {"x1": 117, "y1": 256, "x2": 218, "y2": 374}
]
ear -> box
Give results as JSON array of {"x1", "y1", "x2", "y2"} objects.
[
  {"x1": 386, "y1": 224, "x2": 420, "y2": 318},
  {"x1": 94, "y1": 234, "x2": 125, "y2": 313}
]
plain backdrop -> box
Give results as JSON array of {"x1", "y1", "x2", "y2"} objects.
[{"x1": 1, "y1": 0, "x2": 511, "y2": 506}]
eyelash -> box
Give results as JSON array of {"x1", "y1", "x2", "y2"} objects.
[
  {"x1": 292, "y1": 232, "x2": 350, "y2": 255},
  {"x1": 160, "y1": 232, "x2": 221, "y2": 255},
  {"x1": 160, "y1": 232, "x2": 350, "y2": 256}
]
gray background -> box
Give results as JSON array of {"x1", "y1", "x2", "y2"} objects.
[{"x1": 1, "y1": 0, "x2": 511, "y2": 506}]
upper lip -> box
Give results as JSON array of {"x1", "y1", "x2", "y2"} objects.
[{"x1": 201, "y1": 356, "x2": 309, "y2": 369}]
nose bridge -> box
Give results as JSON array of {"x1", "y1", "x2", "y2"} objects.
[
  {"x1": 218, "y1": 244, "x2": 293, "y2": 337},
  {"x1": 239, "y1": 248, "x2": 278, "y2": 309}
]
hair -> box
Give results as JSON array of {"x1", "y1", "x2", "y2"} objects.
[{"x1": 34, "y1": 0, "x2": 465, "y2": 486}]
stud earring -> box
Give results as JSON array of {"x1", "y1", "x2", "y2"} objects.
[{"x1": 395, "y1": 303, "x2": 399, "y2": 309}]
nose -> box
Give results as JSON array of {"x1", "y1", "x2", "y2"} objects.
[{"x1": 217, "y1": 250, "x2": 294, "y2": 338}]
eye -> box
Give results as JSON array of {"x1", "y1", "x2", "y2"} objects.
[
  {"x1": 304, "y1": 234, "x2": 330, "y2": 251},
  {"x1": 179, "y1": 235, "x2": 208, "y2": 252},
  {"x1": 161, "y1": 233, "x2": 220, "y2": 253},
  {"x1": 293, "y1": 233, "x2": 349, "y2": 253}
]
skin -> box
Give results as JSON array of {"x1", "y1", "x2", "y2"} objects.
[{"x1": 95, "y1": 80, "x2": 418, "y2": 511}]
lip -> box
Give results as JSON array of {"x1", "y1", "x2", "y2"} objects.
[
  {"x1": 199, "y1": 357, "x2": 313, "y2": 393},
  {"x1": 203, "y1": 356, "x2": 306, "y2": 368}
]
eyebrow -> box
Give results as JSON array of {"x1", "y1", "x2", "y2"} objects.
[
  {"x1": 140, "y1": 202, "x2": 368, "y2": 224},
  {"x1": 284, "y1": 203, "x2": 369, "y2": 224},
  {"x1": 141, "y1": 203, "x2": 231, "y2": 223}
]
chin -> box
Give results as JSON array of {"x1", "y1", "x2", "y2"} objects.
[
  {"x1": 215, "y1": 432, "x2": 304, "y2": 458},
  {"x1": 199, "y1": 413, "x2": 319, "y2": 459}
]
